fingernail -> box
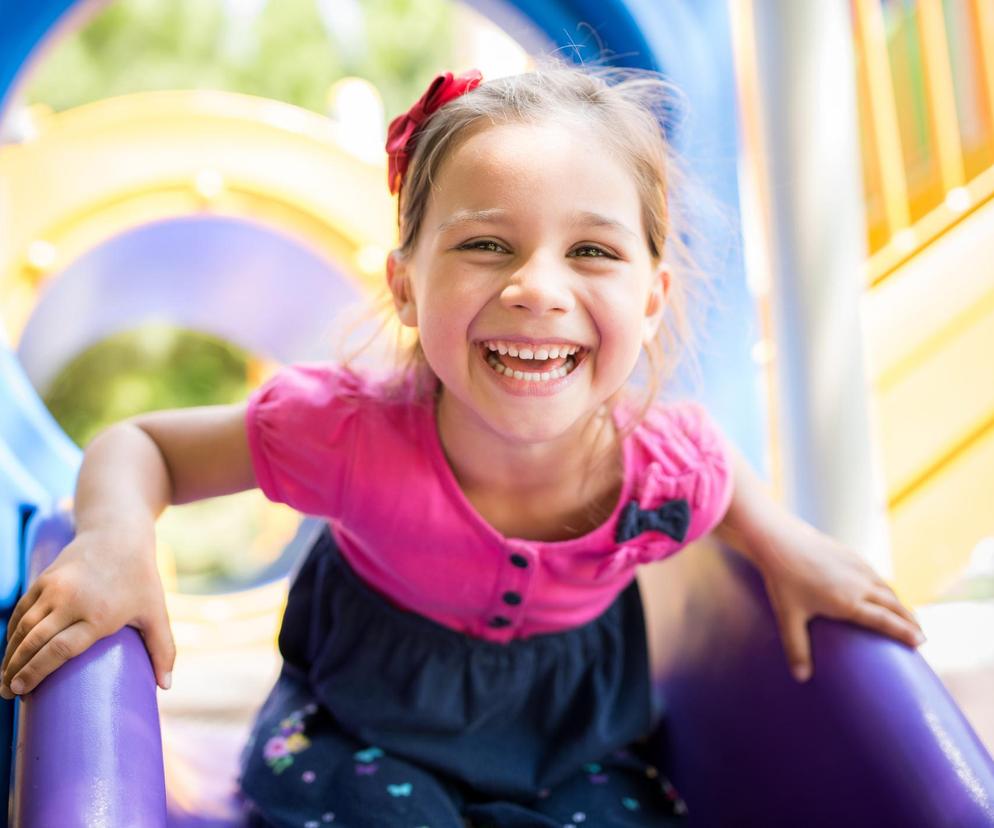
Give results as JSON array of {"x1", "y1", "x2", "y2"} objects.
[
  {"x1": 792, "y1": 664, "x2": 811, "y2": 683},
  {"x1": 10, "y1": 679, "x2": 24, "y2": 695},
  {"x1": 915, "y1": 632, "x2": 927, "y2": 646},
  {"x1": 161, "y1": 672, "x2": 172, "y2": 691}
]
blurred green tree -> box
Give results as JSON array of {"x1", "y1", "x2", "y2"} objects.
[
  {"x1": 26, "y1": 0, "x2": 455, "y2": 120},
  {"x1": 43, "y1": 323, "x2": 250, "y2": 447}
]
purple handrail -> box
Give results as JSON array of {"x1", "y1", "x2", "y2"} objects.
[{"x1": 12, "y1": 512, "x2": 166, "y2": 827}]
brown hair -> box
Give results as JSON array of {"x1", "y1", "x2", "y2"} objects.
[{"x1": 341, "y1": 59, "x2": 715, "y2": 485}]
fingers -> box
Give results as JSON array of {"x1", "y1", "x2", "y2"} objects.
[
  {"x1": 776, "y1": 608, "x2": 814, "y2": 683},
  {"x1": 1, "y1": 604, "x2": 55, "y2": 695},
  {"x1": 852, "y1": 601, "x2": 923, "y2": 648},
  {"x1": 2, "y1": 583, "x2": 43, "y2": 675},
  {"x1": 3, "y1": 606, "x2": 58, "y2": 686},
  {"x1": 869, "y1": 585, "x2": 924, "y2": 639},
  {"x1": 136, "y1": 606, "x2": 176, "y2": 691},
  {"x1": 2, "y1": 615, "x2": 92, "y2": 698}
]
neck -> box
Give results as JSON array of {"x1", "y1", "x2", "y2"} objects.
[{"x1": 434, "y1": 388, "x2": 624, "y2": 539}]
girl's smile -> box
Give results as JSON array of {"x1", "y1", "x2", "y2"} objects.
[{"x1": 477, "y1": 339, "x2": 588, "y2": 397}]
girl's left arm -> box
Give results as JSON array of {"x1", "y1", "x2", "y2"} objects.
[{"x1": 712, "y1": 444, "x2": 925, "y2": 683}]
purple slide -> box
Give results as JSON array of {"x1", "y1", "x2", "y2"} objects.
[{"x1": 11, "y1": 511, "x2": 994, "y2": 827}]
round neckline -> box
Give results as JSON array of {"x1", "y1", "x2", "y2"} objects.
[{"x1": 420, "y1": 382, "x2": 635, "y2": 550}]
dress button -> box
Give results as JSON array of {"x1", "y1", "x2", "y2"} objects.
[
  {"x1": 509, "y1": 553, "x2": 529, "y2": 568},
  {"x1": 489, "y1": 616, "x2": 511, "y2": 628},
  {"x1": 502, "y1": 591, "x2": 522, "y2": 606}
]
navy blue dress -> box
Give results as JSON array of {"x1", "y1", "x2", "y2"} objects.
[{"x1": 238, "y1": 526, "x2": 687, "y2": 827}]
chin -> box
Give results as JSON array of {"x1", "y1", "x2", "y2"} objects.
[{"x1": 476, "y1": 400, "x2": 583, "y2": 445}]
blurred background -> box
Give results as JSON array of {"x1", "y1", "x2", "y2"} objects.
[{"x1": 0, "y1": 0, "x2": 992, "y2": 811}]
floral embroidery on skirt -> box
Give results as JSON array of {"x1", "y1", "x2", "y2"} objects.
[{"x1": 262, "y1": 702, "x2": 318, "y2": 774}]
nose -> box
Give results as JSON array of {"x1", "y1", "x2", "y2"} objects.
[{"x1": 499, "y1": 251, "x2": 575, "y2": 315}]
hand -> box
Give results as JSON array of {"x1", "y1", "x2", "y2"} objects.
[
  {"x1": 758, "y1": 518, "x2": 925, "y2": 683},
  {"x1": 0, "y1": 525, "x2": 175, "y2": 699}
]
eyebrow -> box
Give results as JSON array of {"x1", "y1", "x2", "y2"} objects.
[
  {"x1": 436, "y1": 209, "x2": 639, "y2": 240},
  {"x1": 571, "y1": 210, "x2": 639, "y2": 240},
  {"x1": 436, "y1": 209, "x2": 509, "y2": 234}
]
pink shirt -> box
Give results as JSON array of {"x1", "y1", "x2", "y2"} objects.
[{"x1": 246, "y1": 364, "x2": 734, "y2": 644}]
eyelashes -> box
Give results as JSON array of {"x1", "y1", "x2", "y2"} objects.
[
  {"x1": 457, "y1": 240, "x2": 617, "y2": 259},
  {"x1": 459, "y1": 240, "x2": 507, "y2": 254},
  {"x1": 572, "y1": 245, "x2": 615, "y2": 259}
]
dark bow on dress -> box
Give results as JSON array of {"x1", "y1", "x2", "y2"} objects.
[{"x1": 615, "y1": 498, "x2": 691, "y2": 544}]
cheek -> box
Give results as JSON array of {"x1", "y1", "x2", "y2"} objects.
[
  {"x1": 415, "y1": 291, "x2": 476, "y2": 364},
  {"x1": 587, "y1": 285, "x2": 648, "y2": 370},
  {"x1": 419, "y1": 275, "x2": 486, "y2": 338},
  {"x1": 592, "y1": 284, "x2": 646, "y2": 341}
]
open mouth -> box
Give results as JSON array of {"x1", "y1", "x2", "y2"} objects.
[{"x1": 478, "y1": 339, "x2": 588, "y2": 383}]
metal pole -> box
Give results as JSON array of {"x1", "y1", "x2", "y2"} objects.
[{"x1": 747, "y1": 0, "x2": 891, "y2": 572}]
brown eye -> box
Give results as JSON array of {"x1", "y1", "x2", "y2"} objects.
[{"x1": 571, "y1": 245, "x2": 614, "y2": 258}]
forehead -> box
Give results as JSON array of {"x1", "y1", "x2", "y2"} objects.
[{"x1": 427, "y1": 120, "x2": 643, "y2": 227}]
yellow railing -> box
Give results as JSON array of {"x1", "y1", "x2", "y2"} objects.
[{"x1": 853, "y1": 0, "x2": 994, "y2": 283}]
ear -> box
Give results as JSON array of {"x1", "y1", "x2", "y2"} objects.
[
  {"x1": 642, "y1": 263, "x2": 672, "y2": 345},
  {"x1": 386, "y1": 250, "x2": 418, "y2": 327}
]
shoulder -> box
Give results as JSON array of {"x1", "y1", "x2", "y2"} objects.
[
  {"x1": 247, "y1": 362, "x2": 437, "y2": 457},
  {"x1": 615, "y1": 399, "x2": 734, "y2": 552},
  {"x1": 244, "y1": 363, "x2": 427, "y2": 514},
  {"x1": 250, "y1": 362, "x2": 368, "y2": 407},
  {"x1": 248, "y1": 363, "x2": 425, "y2": 423},
  {"x1": 632, "y1": 400, "x2": 731, "y2": 483}
]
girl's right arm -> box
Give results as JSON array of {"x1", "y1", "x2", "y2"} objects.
[{"x1": 0, "y1": 402, "x2": 257, "y2": 699}]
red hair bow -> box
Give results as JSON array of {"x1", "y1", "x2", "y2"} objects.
[{"x1": 385, "y1": 69, "x2": 483, "y2": 195}]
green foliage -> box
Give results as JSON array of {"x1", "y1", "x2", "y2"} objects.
[
  {"x1": 43, "y1": 323, "x2": 250, "y2": 447},
  {"x1": 26, "y1": 0, "x2": 455, "y2": 120}
]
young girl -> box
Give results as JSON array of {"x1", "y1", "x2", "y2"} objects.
[{"x1": 1, "y1": 63, "x2": 924, "y2": 828}]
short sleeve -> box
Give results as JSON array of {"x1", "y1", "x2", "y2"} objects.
[
  {"x1": 666, "y1": 402, "x2": 735, "y2": 543},
  {"x1": 627, "y1": 400, "x2": 735, "y2": 550},
  {"x1": 245, "y1": 363, "x2": 366, "y2": 517}
]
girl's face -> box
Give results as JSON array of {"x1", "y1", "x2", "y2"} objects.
[{"x1": 388, "y1": 119, "x2": 670, "y2": 445}]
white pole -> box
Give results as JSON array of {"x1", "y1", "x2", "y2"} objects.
[{"x1": 748, "y1": 0, "x2": 891, "y2": 574}]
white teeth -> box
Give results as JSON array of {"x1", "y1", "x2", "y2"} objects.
[
  {"x1": 486, "y1": 352, "x2": 576, "y2": 382},
  {"x1": 483, "y1": 341, "x2": 583, "y2": 359}
]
